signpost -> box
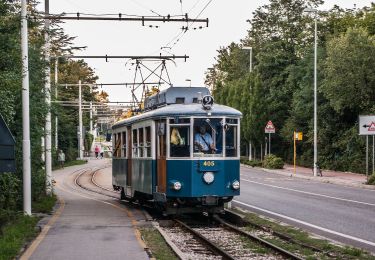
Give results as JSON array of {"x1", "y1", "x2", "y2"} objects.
[
  {"x1": 293, "y1": 132, "x2": 303, "y2": 176},
  {"x1": 265, "y1": 121, "x2": 275, "y2": 155},
  {"x1": 359, "y1": 115, "x2": 375, "y2": 180}
]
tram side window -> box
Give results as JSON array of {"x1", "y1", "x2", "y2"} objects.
[
  {"x1": 145, "y1": 126, "x2": 151, "y2": 157},
  {"x1": 132, "y1": 129, "x2": 138, "y2": 157},
  {"x1": 113, "y1": 133, "x2": 121, "y2": 157},
  {"x1": 225, "y1": 125, "x2": 237, "y2": 157},
  {"x1": 139, "y1": 128, "x2": 144, "y2": 157},
  {"x1": 170, "y1": 126, "x2": 190, "y2": 157},
  {"x1": 121, "y1": 131, "x2": 127, "y2": 157}
]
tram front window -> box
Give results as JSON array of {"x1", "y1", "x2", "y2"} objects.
[
  {"x1": 194, "y1": 118, "x2": 223, "y2": 157},
  {"x1": 170, "y1": 126, "x2": 190, "y2": 157},
  {"x1": 225, "y1": 125, "x2": 237, "y2": 157}
]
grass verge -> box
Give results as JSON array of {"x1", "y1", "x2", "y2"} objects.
[
  {"x1": 233, "y1": 207, "x2": 375, "y2": 259},
  {"x1": 138, "y1": 227, "x2": 178, "y2": 260},
  {"x1": 0, "y1": 195, "x2": 57, "y2": 260},
  {"x1": 53, "y1": 159, "x2": 87, "y2": 170},
  {"x1": 0, "y1": 215, "x2": 38, "y2": 260},
  {"x1": 33, "y1": 194, "x2": 57, "y2": 214}
]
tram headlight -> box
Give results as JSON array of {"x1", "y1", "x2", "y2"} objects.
[
  {"x1": 232, "y1": 180, "x2": 240, "y2": 190},
  {"x1": 172, "y1": 181, "x2": 182, "y2": 191},
  {"x1": 203, "y1": 172, "x2": 215, "y2": 184}
]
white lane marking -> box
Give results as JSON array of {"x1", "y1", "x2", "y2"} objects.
[
  {"x1": 241, "y1": 178, "x2": 375, "y2": 207},
  {"x1": 234, "y1": 200, "x2": 375, "y2": 247}
]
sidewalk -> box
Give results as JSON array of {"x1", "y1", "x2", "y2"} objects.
[{"x1": 256, "y1": 164, "x2": 375, "y2": 190}]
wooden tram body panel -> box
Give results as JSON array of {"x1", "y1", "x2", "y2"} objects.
[{"x1": 112, "y1": 87, "x2": 242, "y2": 214}]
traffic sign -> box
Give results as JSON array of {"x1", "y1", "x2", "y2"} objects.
[
  {"x1": 359, "y1": 115, "x2": 375, "y2": 135},
  {"x1": 294, "y1": 132, "x2": 303, "y2": 141},
  {"x1": 265, "y1": 120, "x2": 275, "y2": 133}
]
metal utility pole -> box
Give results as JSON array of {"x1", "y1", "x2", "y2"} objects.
[
  {"x1": 21, "y1": 0, "x2": 31, "y2": 215},
  {"x1": 54, "y1": 57, "x2": 58, "y2": 150},
  {"x1": 44, "y1": 0, "x2": 52, "y2": 195},
  {"x1": 304, "y1": 8, "x2": 318, "y2": 176},
  {"x1": 78, "y1": 80, "x2": 84, "y2": 159}
]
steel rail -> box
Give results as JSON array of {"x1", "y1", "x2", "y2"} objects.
[
  {"x1": 213, "y1": 215, "x2": 304, "y2": 260},
  {"x1": 74, "y1": 168, "x2": 119, "y2": 199},
  {"x1": 174, "y1": 219, "x2": 236, "y2": 260}
]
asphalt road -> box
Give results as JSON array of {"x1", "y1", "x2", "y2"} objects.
[
  {"x1": 235, "y1": 166, "x2": 375, "y2": 252},
  {"x1": 24, "y1": 160, "x2": 149, "y2": 260}
]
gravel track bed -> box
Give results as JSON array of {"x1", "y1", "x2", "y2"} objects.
[
  {"x1": 162, "y1": 226, "x2": 221, "y2": 259},
  {"x1": 195, "y1": 227, "x2": 283, "y2": 260}
]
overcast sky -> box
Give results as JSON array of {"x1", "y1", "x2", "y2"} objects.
[{"x1": 40, "y1": 0, "x2": 374, "y2": 102}]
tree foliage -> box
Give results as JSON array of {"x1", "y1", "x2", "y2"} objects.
[
  {"x1": 0, "y1": 0, "x2": 101, "y2": 220},
  {"x1": 207, "y1": 0, "x2": 375, "y2": 172}
]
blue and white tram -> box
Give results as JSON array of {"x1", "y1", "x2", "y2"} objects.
[{"x1": 112, "y1": 87, "x2": 242, "y2": 215}]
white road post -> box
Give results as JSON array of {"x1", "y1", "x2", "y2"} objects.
[
  {"x1": 55, "y1": 57, "x2": 58, "y2": 150},
  {"x1": 90, "y1": 85, "x2": 93, "y2": 135},
  {"x1": 78, "y1": 80, "x2": 84, "y2": 159},
  {"x1": 44, "y1": 0, "x2": 52, "y2": 195},
  {"x1": 21, "y1": 0, "x2": 31, "y2": 215}
]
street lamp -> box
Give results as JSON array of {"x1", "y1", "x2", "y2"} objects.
[
  {"x1": 185, "y1": 79, "x2": 191, "y2": 87},
  {"x1": 304, "y1": 8, "x2": 318, "y2": 177},
  {"x1": 243, "y1": 46, "x2": 253, "y2": 160},
  {"x1": 243, "y1": 46, "x2": 253, "y2": 72}
]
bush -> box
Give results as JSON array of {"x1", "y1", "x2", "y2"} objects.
[
  {"x1": 240, "y1": 158, "x2": 263, "y2": 167},
  {"x1": 367, "y1": 173, "x2": 375, "y2": 185},
  {"x1": 263, "y1": 154, "x2": 284, "y2": 169}
]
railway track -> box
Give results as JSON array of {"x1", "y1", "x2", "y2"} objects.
[
  {"x1": 157, "y1": 215, "x2": 304, "y2": 260},
  {"x1": 72, "y1": 168, "x2": 307, "y2": 259},
  {"x1": 74, "y1": 167, "x2": 119, "y2": 199}
]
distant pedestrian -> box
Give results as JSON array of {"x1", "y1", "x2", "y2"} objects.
[
  {"x1": 95, "y1": 145, "x2": 100, "y2": 159},
  {"x1": 58, "y1": 150, "x2": 65, "y2": 168},
  {"x1": 100, "y1": 146, "x2": 104, "y2": 159}
]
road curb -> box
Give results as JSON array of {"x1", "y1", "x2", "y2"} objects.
[{"x1": 241, "y1": 164, "x2": 375, "y2": 191}]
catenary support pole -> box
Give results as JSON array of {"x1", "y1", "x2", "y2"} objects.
[
  {"x1": 90, "y1": 85, "x2": 93, "y2": 136},
  {"x1": 55, "y1": 57, "x2": 58, "y2": 150},
  {"x1": 44, "y1": 0, "x2": 52, "y2": 195},
  {"x1": 78, "y1": 80, "x2": 83, "y2": 159},
  {"x1": 21, "y1": 0, "x2": 31, "y2": 215}
]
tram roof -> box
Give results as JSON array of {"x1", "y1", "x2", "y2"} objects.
[{"x1": 113, "y1": 103, "x2": 242, "y2": 129}]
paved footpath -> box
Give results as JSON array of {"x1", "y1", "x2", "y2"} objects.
[{"x1": 21, "y1": 159, "x2": 150, "y2": 260}]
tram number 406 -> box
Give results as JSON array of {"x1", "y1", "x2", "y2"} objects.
[{"x1": 203, "y1": 161, "x2": 215, "y2": 167}]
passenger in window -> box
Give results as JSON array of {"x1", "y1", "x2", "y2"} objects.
[
  {"x1": 171, "y1": 128, "x2": 183, "y2": 145},
  {"x1": 194, "y1": 125, "x2": 215, "y2": 153}
]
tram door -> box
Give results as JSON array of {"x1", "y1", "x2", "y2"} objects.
[
  {"x1": 156, "y1": 121, "x2": 167, "y2": 193},
  {"x1": 126, "y1": 126, "x2": 132, "y2": 194}
]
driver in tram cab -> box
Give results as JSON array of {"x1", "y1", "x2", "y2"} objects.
[{"x1": 194, "y1": 125, "x2": 216, "y2": 153}]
